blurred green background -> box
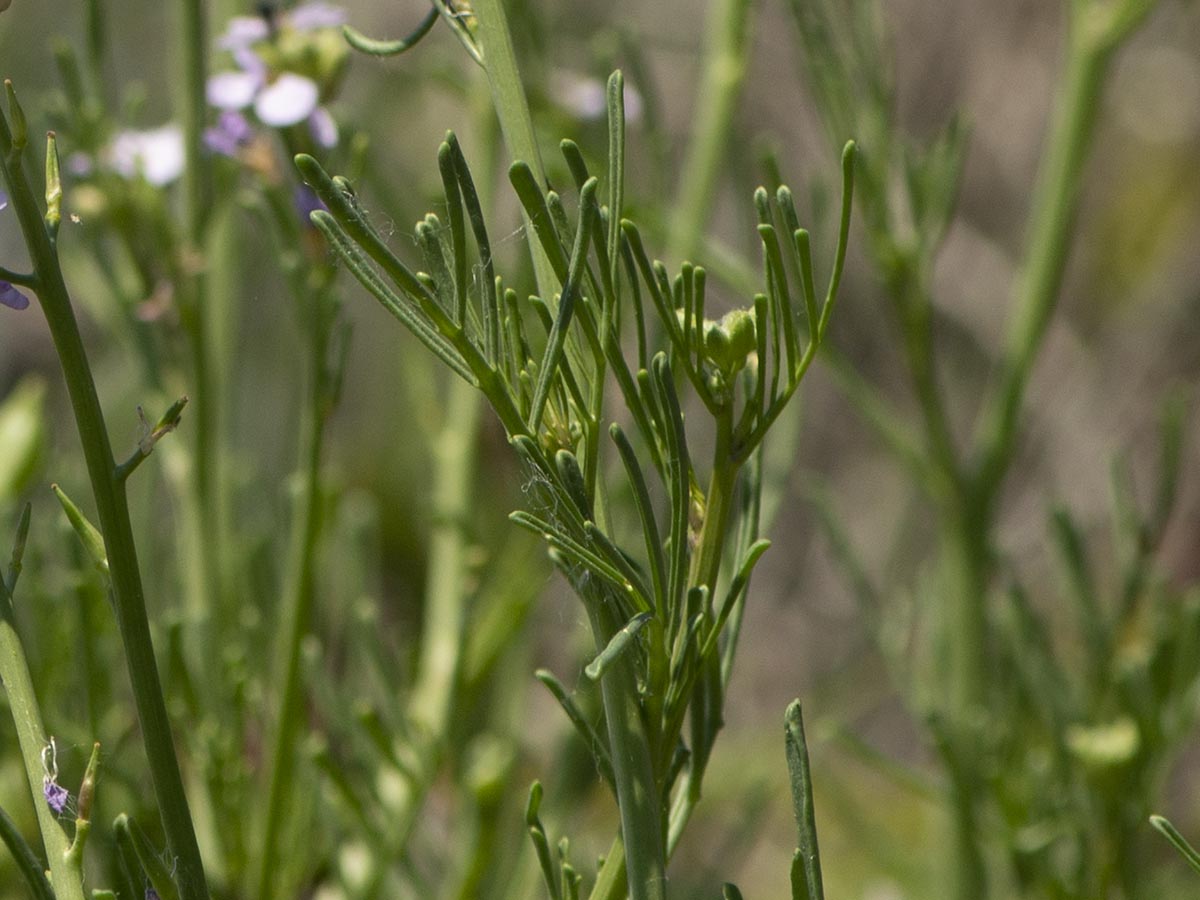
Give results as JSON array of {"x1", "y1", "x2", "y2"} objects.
[{"x1": 3, "y1": 1, "x2": 1200, "y2": 897}]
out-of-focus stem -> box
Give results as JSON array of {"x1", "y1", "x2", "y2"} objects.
[
  {"x1": 409, "y1": 377, "x2": 483, "y2": 734},
  {"x1": 668, "y1": 0, "x2": 754, "y2": 265},
  {"x1": 973, "y1": 28, "x2": 1111, "y2": 500},
  {"x1": 254, "y1": 300, "x2": 333, "y2": 900}
]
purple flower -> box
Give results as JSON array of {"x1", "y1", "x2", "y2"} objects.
[
  {"x1": 146, "y1": 890, "x2": 161, "y2": 900},
  {"x1": 1, "y1": 191, "x2": 30, "y2": 311},
  {"x1": 255, "y1": 73, "x2": 320, "y2": 128},
  {"x1": 107, "y1": 126, "x2": 186, "y2": 186},
  {"x1": 207, "y1": 70, "x2": 262, "y2": 110},
  {"x1": 307, "y1": 107, "x2": 338, "y2": 149},
  {"x1": 286, "y1": 2, "x2": 347, "y2": 31},
  {"x1": 43, "y1": 780, "x2": 70, "y2": 815},
  {"x1": 294, "y1": 184, "x2": 325, "y2": 222},
  {"x1": 551, "y1": 72, "x2": 644, "y2": 123},
  {"x1": 217, "y1": 15, "x2": 270, "y2": 52},
  {"x1": 208, "y1": 4, "x2": 343, "y2": 146},
  {"x1": 0, "y1": 283, "x2": 26, "y2": 310},
  {"x1": 204, "y1": 110, "x2": 256, "y2": 157}
]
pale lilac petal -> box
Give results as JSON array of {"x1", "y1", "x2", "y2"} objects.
[
  {"x1": 552, "y1": 72, "x2": 644, "y2": 124},
  {"x1": 287, "y1": 2, "x2": 346, "y2": 31},
  {"x1": 108, "y1": 125, "x2": 185, "y2": 186},
  {"x1": 622, "y1": 84, "x2": 644, "y2": 124},
  {"x1": 43, "y1": 781, "x2": 69, "y2": 813},
  {"x1": 0, "y1": 190, "x2": 7, "y2": 211},
  {"x1": 0, "y1": 282, "x2": 29, "y2": 311},
  {"x1": 205, "y1": 110, "x2": 255, "y2": 156},
  {"x1": 294, "y1": 184, "x2": 324, "y2": 222},
  {"x1": 232, "y1": 45, "x2": 268, "y2": 80},
  {"x1": 207, "y1": 70, "x2": 261, "y2": 110},
  {"x1": 66, "y1": 153, "x2": 94, "y2": 176},
  {"x1": 554, "y1": 73, "x2": 606, "y2": 121},
  {"x1": 308, "y1": 107, "x2": 339, "y2": 148},
  {"x1": 254, "y1": 74, "x2": 319, "y2": 127},
  {"x1": 218, "y1": 15, "x2": 269, "y2": 50}
]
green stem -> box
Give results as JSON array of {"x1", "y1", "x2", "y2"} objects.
[
  {"x1": 667, "y1": 0, "x2": 755, "y2": 265},
  {"x1": 943, "y1": 10, "x2": 1153, "y2": 897},
  {"x1": 0, "y1": 596, "x2": 83, "y2": 900},
  {"x1": 470, "y1": 0, "x2": 559, "y2": 302},
  {"x1": 589, "y1": 413, "x2": 741, "y2": 900},
  {"x1": 176, "y1": 0, "x2": 224, "y2": 632},
  {"x1": 941, "y1": 499, "x2": 990, "y2": 721},
  {"x1": 179, "y1": 0, "x2": 211, "y2": 241},
  {"x1": 0, "y1": 88, "x2": 210, "y2": 900},
  {"x1": 460, "y1": 11, "x2": 667, "y2": 896},
  {"x1": 581, "y1": 585, "x2": 666, "y2": 900},
  {"x1": 354, "y1": 380, "x2": 483, "y2": 897},
  {"x1": 890, "y1": 260, "x2": 960, "y2": 496},
  {"x1": 0, "y1": 802, "x2": 54, "y2": 900},
  {"x1": 409, "y1": 378, "x2": 484, "y2": 734},
  {"x1": 973, "y1": 23, "x2": 1115, "y2": 499},
  {"x1": 254, "y1": 320, "x2": 331, "y2": 900}
]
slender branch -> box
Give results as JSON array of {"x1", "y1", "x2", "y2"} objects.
[
  {"x1": 470, "y1": 0, "x2": 559, "y2": 301},
  {"x1": 668, "y1": 0, "x2": 755, "y2": 265},
  {"x1": 0, "y1": 85, "x2": 210, "y2": 900}
]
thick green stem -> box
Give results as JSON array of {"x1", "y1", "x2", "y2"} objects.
[
  {"x1": 410, "y1": 378, "x2": 484, "y2": 734},
  {"x1": 0, "y1": 597, "x2": 84, "y2": 900},
  {"x1": 589, "y1": 413, "x2": 741, "y2": 899},
  {"x1": 941, "y1": 498, "x2": 990, "y2": 723},
  {"x1": 0, "y1": 93, "x2": 210, "y2": 900},
  {"x1": 582, "y1": 587, "x2": 666, "y2": 900}
]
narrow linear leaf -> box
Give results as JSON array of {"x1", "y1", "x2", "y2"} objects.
[
  {"x1": 582, "y1": 523, "x2": 654, "y2": 614},
  {"x1": 526, "y1": 783, "x2": 562, "y2": 900},
  {"x1": 437, "y1": 140, "x2": 469, "y2": 328},
  {"x1": 52, "y1": 483, "x2": 108, "y2": 575},
  {"x1": 785, "y1": 701, "x2": 825, "y2": 900},
  {"x1": 5, "y1": 502, "x2": 31, "y2": 597},
  {"x1": 342, "y1": 5, "x2": 438, "y2": 56},
  {"x1": 606, "y1": 71, "x2": 626, "y2": 292},
  {"x1": 609, "y1": 423, "x2": 666, "y2": 612},
  {"x1": 530, "y1": 178, "x2": 597, "y2": 432},
  {"x1": 817, "y1": 140, "x2": 856, "y2": 340},
  {"x1": 0, "y1": 803, "x2": 53, "y2": 900},
  {"x1": 554, "y1": 450, "x2": 592, "y2": 519},
  {"x1": 509, "y1": 162, "x2": 569, "y2": 283},
  {"x1": 509, "y1": 511, "x2": 633, "y2": 597},
  {"x1": 585, "y1": 612, "x2": 653, "y2": 681},
  {"x1": 758, "y1": 222, "x2": 798, "y2": 376},
  {"x1": 113, "y1": 814, "x2": 180, "y2": 900},
  {"x1": 534, "y1": 669, "x2": 614, "y2": 788},
  {"x1": 701, "y1": 539, "x2": 771, "y2": 661},
  {"x1": 446, "y1": 132, "x2": 501, "y2": 364},
  {"x1": 559, "y1": 139, "x2": 590, "y2": 191},
  {"x1": 1151, "y1": 815, "x2": 1200, "y2": 875},
  {"x1": 650, "y1": 354, "x2": 691, "y2": 622},
  {"x1": 310, "y1": 212, "x2": 477, "y2": 385}
]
